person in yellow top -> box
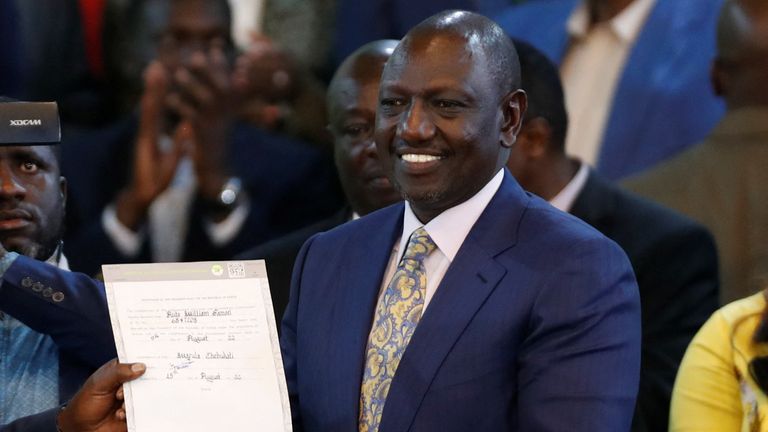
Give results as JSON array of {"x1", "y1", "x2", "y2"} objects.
[{"x1": 671, "y1": 291, "x2": 768, "y2": 431}]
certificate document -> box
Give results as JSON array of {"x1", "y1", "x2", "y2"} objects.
[{"x1": 103, "y1": 260, "x2": 291, "y2": 432}]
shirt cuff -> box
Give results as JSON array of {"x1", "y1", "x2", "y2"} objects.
[
  {"x1": 204, "y1": 195, "x2": 250, "y2": 247},
  {"x1": 102, "y1": 205, "x2": 145, "y2": 258},
  {"x1": 0, "y1": 251, "x2": 20, "y2": 278}
]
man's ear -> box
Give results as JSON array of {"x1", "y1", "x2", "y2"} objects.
[
  {"x1": 59, "y1": 176, "x2": 67, "y2": 202},
  {"x1": 517, "y1": 117, "x2": 551, "y2": 159},
  {"x1": 501, "y1": 89, "x2": 527, "y2": 148}
]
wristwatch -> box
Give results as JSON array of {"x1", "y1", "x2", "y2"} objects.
[
  {"x1": 202, "y1": 177, "x2": 243, "y2": 213},
  {"x1": 218, "y1": 177, "x2": 242, "y2": 207}
]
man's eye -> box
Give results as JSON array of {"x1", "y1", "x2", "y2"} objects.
[
  {"x1": 380, "y1": 98, "x2": 405, "y2": 107},
  {"x1": 343, "y1": 124, "x2": 370, "y2": 137},
  {"x1": 435, "y1": 100, "x2": 463, "y2": 109},
  {"x1": 20, "y1": 162, "x2": 39, "y2": 173}
]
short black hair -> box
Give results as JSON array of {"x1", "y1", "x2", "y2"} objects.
[
  {"x1": 514, "y1": 39, "x2": 569, "y2": 152},
  {"x1": 401, "y1": 10, "x2": 521, "y2": 98}
]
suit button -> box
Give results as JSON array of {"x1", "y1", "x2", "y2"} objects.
[
  {"x1": 52, "y1": 292, "x2": 65, "y2": 302},
  {"x1": 32, "y1": 282, "x2": 44, "y2": 292},
  {"x1": 42, "y1": 287, "x2": 53, "y2": 298},
  {"x1": 21, "y1": 277, "x2": 33, "y2": 288}
]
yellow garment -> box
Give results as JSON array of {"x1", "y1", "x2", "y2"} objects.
[{"x1": 671, "y1": 292, "x2": 768, "y2": 431}]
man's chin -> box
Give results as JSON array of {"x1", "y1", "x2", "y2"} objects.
[
  {"x1": 401, "y1": 189, "x2": 449, "y2": 212},
  {"x1": 0, "y1": 238, "x2": 51, "y2": 261}
]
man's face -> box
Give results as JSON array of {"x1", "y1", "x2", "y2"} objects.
[
  {"x1": 374, "y1": 33, "x2": 514, "y2": 221},
  {"x1": 156, "y1": 0, "x2": 231, "y2": 71},
  {"x1": 330, "y1": 73, "x2": 402, "y2": 216},
  {"x1": 0, "y1": 146, "x2": 66, "y2": 261}
]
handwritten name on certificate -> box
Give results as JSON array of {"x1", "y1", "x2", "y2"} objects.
[{"x1": 103, "y1": 261, "x2": 291, "y2": 432}]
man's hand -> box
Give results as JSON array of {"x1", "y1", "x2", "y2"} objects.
[
  {"x1": 57, "y1": 359, "x2": 146, "y2": 432},
  {"x1": 166, "y1": 45, "x2": 237, "y2": 214},
  {"x1": 116, "y1": 62, "x2": 187, "y2": 231}
]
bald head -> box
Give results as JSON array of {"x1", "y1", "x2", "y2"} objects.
[
  {"x1": 327, "y1": 40, "x2": 402, "y2": 216},
  {"x1": 393, "y1": 10, "x2": 521, "y2": 99},
  {"x1": 328, "y1": 40, "x2": 399, "y2": 114},
  {"x1": 714, "y1": 0, "x2": 768, "y2": 108}
]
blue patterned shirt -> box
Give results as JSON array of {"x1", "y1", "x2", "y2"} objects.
[{"x1": 0, "y1": 252, "x2": 62, "y2": 425}]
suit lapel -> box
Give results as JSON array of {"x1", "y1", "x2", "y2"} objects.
[
  {"x1": 329, "y1": 205, "x2": 404, "y2": 428},
  {"x1": 379, "y1": 172, "x2": 529, "y2": 432}
]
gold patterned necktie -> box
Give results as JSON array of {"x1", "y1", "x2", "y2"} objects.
[{"x1": 359, "y1": 226, "x2": 437, "y2": 432}]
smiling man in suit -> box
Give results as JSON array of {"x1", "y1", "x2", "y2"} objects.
[
  {"x1": 281, "y1": 11, "x2": 641, "y2": 432},
  {"x1": 506, "y1": 40, "x2": 720, "y2": 432}
]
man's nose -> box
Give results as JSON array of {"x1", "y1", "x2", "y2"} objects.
[
  {"x1": 0, "y1": 167, "x2": 26, "y2": 199},
  {"x1": 362, "y1": 137, "x2": 378, "y2": 158},
  {"x1": 397, "y1": 100, "x2": 436, "y2": 143}
]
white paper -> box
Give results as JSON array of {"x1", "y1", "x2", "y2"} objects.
[{"x1": 103, "y1": 261, "x2": 291, "y2": 432}]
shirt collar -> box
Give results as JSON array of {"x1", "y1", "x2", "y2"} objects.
[
  {"x1": 400, "y1": 169, "x2": 505, "y2": 262},
  {"x1": 567, "y1": 0, "x2": 656, "y2": 43},
  {"x1": 44, "y1": 246, "x2": 70, "y2": 271},
  {"x1": 549, "y1": 162, "x2": 590, "y2": 213}
]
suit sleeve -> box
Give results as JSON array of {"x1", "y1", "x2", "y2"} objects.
[
  {"x1": 280, "y1": 234, "x2": 321, "y2": 432},
  {"x1": 0, "y1": 407, "x2": 58, "y2": 432},
  {"x1": 0, "y1": 255, "x2": 116, "y2": 368},
  {"x1": 517, "y1": 236, "x2": 642, "y2": 431},
  {"x1": 631, "y1": 224, "x2": 719, "y2": 432}
]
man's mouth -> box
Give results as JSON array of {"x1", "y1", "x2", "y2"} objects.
[
  {"x1": 397, "y1": 152, "x2": 447, "y2": 173},
  {"x1": 0, "y1": 210, "x2": 32, "y2": 231},
  {"x1": 367, "y1": 175, "x2": 392, "y2": 189},
  {"x1": 400, "y1": 154, "x2": 444, "y2": 163}
]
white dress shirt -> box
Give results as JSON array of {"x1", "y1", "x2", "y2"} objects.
[
  {"x1": 377, "y1": 169, "x2": 505, "y2": 314},
  {"x1": 228, "y1": 0, "x2": 267, "y2": 50},
  {"x1": 549, "y1": 162, "x2": 590, "y2": 213},
  {"x1": 560, "y1": 0, "x2": 656, "y2": 166}
]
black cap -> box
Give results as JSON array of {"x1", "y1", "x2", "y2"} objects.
[{"x1": 0, "y1": 97, "x2": 60, "y2": 145}]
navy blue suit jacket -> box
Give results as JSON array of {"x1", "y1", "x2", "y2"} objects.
[
  {"x1": 495, "y1": 0, "x2": 725, "y2": 180},
  {"x1": 281, "y1": 172, "x2": 641, "y2": 431},
  {"x1": 0, "y1": 256, "x2": 116, "y2": 432}
]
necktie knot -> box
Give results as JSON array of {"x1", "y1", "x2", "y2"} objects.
[{"x1": 401, "y1": 227, "x2": 436, "y2": 263}]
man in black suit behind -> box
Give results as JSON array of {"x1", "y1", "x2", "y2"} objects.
[
  {"x1": 238, "y1": 40, "x2": 403, "y2": 322},
  {"x1": 506, "y1": 41, "x2": 720, "y2": 432}
]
